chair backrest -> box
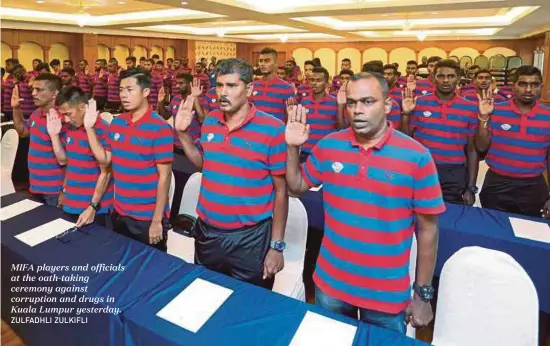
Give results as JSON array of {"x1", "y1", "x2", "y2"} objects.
[
  {"x1": 489, "y1": 54, "x2": 506, "y2": 70},
  {"x1": 459, "y1": 56, "x2": 473, "y2": 69},
  {"x1": 432, "y1": 246, "x2": 538, "y2": 346},
  {"x1": 506, "y1": 56, "x2": 523, "y2": 70},
  {"x1": 179, "y1": 172, "x2": 202, "y2": 218},
  {"x1": 406, "y1": 233, "x2": 418, "y2": 338},
  {"x1": 1, "y1": 170, "x2": 15, "y2": 196},
  {"x1": 168, "y1": 171, "x2": 175, "y2": 210},
  {"x1": 474, "y1": 55, "x2": 490, "y2": 69},
  {"x1": 100, "y1": 112, "x2": 113, "y2": 124},
  {"x1": 284, "y1": 197, "x2": 309, "y2": 263},
  {"x1": 1, "y1": 129, "x2": 19, "y2": 175}
]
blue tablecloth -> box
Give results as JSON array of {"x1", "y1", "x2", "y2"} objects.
[
  {"x1": 1, "y1": 193, "x2": 426, "y2": 346},
  {"x1": 299, "y1": 189, "x2": 550, "y2": 313}
]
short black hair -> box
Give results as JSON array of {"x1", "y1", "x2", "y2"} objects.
[
  {"x1": 393, "y1": 62, "x2": 399, "y2": 68},
  {"x1": 216, "y1": 58, "x2": 253, "y2": 85},
  {"x1": 176, "y1": 73, "x2": 193, "y2": 83},
  {"x1": 36, "y1": 62, "x2": 50, "y2": 72},
  {"x1": 63, "y1": 60, "x2": 73, "y2": 65},
  {"x1": 474, "y1": 69, "x2": 492, "y2": 79},
  {"x1": 285, "y1": 59, "x2": 296, "y2": 66},
  {"x1": 407, "y1": 60, "x2": 418, "y2": 66},
  {"x1": 126, "y1": 56, "x2": 137, "y2": 63},
  {"x1": 147, "y1": 58, "x2": 155, "y2": 64},
  {"x1": 120, "y1": 68, "x2": 152, "y2": 90},
  {"x1": 515, "y1": 65, "x2": 542, "y2": 83},
  {"x1": 50, "y1": 59, "x2": 61, "y2": 67},
  {"x1": 260, "y1": 47, "x2": 278, "y2": 58},
  {"x1": 469, "y1": 65, "x2": 480, "y2": 70},
  {"x1": 312, "y1": 66, "x2": 329, "y2": 81},
  {"x1": 367, "y1": 60, "x2": 384, "y2": 67},
  {"x1": 156, "y1": 60, "x2": 164, "y2": 66},
  {"x1": 6, "y1": 58, "x2": 19, "y2": 65},
  {"x1": 109, "y1": 58, "x2": 118, "y2": 64},
  {"x1": 61, "y1": 68, "x2": 75, "y2": 76},
  {"x1": 33, "y1": 58, "x2": 42, "y2": 64},
  {"x1": 312, "y1": 58, "x2": 322, "y2": 67},
  {"x1": 167, "y1": 58, "x2": 174, "y2": 63},
  {"x1": 80, "y1": 59, "x2": 88, "y2": 65},
  {"x1": 362, "y1": 62, "x2": 384, "y2": 74},
  {"x1": 339, "y1": 69, "x2": 354, "y2": 77},
  {"x1": 304, "y1": 60, "x2": 315, "y2": 67},
  {"x1": 434, "y1": 59, "x2": 461, "y2": 75},
  {"x1": 348, "y1": 72, "x2": 389, "y2": 99},
  {"x1": 12, "y1": 64, "x2": 25, "y2": 73},
  {"x1": 151, "y1": 54, "x2": 160, "y2": 60},
  {"x1": 1, "y1": 67, "x2": 5, "y2": 76},
  {"x1": 34, "y1": 73, "x2": 62, "y2": 91},
  {"x1": 383, "y1": 64, "x2": 397, "y2": 73},
  {"x1": 55, "y1": 86, "x2": 88, "y2": 107},
  {"x1": 427, "y1": 56, "x2": 442, "y2": 64},
  {"x1": 139, "y1": 57, "x2": 146, "y2": 62},
  {"x1": 342, "y1": 58, "x2": 351, "y2": 63}
]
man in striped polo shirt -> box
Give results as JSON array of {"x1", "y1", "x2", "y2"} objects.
[
  {"x1": 76, "y1": 60, "x2": 92, "y2": 98},
  {"x1": 411, "y1": 56, "x2": 441, "y2": 97},
  {"x1": 105, "y1": 59, "x2": 121, "y2": 112},
  {"x1": 144, "y1": 58, "x2": 164, "y2": 110},
  {"x1": 298, "y1": 67, "x2": 346, "y2": 162},
  {"x1": 11, "y1": 73, "x2": 65, "y2": 206},
  {"x1": 461, "y1": 69, "x2": 507, "y2": 104},
  {"x1": 86, "y1": 68, "x2": 173, "y2": 250},
  {"x1": 250, "y1": 47, "x2": 296, "y2": 122},
  {"x1": 46, "y1": 87, "x2": 113, "y2": 227},
  {"x1": 91, "y1": 59, "x2": 108, "y2": 111},
  {"x1": 193, "y1": 61, "x2": 210, "y2": 95},
  {"x1": 50, "y1": 59, "x2": 61, "y2": 76},
  {"x1": 476, "y1": 66, "x2": 550, "y2": 217},
  {"x1": 60, "y1": 68, "x2": 76, "y2": 88},
  {"x1": 2, "y1": 58, "x2": 19, "y2": 120},
  {"x1": 286, "y1": 72, "x2": 444, "y2": 333},
  {"x1": 403, "y1": 59, "x2": 479, "y2": 205},
  {"x1": 174, "y1": 58, "x2": 288, "y2": 289},
  {"x1": 383, "y1": 64, "x2": 402, "y2": 105},
  {"x1": 204, "y1": 86, "x2": 219, "y2": 114},
  {"x1": 12, "y1": 64, "x2": 35, "y2": 119}
]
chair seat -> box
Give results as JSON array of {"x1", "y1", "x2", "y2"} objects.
[
  {"x1": 273, "y1": 260, "x2": 305, "y2": 301},
  {"x1": 166, "y1": 229, "x2": 195, "y2": 263}
]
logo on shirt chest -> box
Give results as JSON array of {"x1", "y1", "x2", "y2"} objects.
[
  {"x1": 207, "y1": 133, "x2": 214, "y2": 142},
  {"x1": 507, "y1": 94, "x2": 512, "y2": 98},
  {"x1": 501, "y1": 124, "x2": 512, "y2": 131},
  {"x1": 422, "y1": 90, "x2": 428, "y2": 95},
  {"x1": 252, "y1": 91, "x2": 259, "y2": 96},
  {"x1": 302, "y1": 92, "x2": 307, "y2": 96},
  {"x1": 114, "y1": 133, "x2": 120, "y2": 141},
  {"x1": 423, "y1": 111, "x2": 432, "y2": 117},
  {"x1": 331, "y1": 162, "x2": 344, "y2": 173},
  {"x1": 31, "y1": 121, "x2": 36, "y2": 128},
  {"x1": 66, "y1": 137, "x2": 72, "y2": 144},
  {"x1": 211, "y1": 98, "x2": 217, "y2": 103}
]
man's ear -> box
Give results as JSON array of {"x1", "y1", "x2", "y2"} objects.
[{"x1": 143, "y1": 87, "x2": 151, "y2": 98}]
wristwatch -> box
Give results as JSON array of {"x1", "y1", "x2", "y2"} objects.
[
  {"x1": 89, "y1": 202, "x2": 100, "y2": 211},
  {"x1": 413, "y1": 283, "x2": 434, "y2": 302},
  {"x1": 465, "y1": 186, "x2": 479, "y2": 194},
  {"x1": 269, "y1": 240, "x2": 286, "y2": 252}
]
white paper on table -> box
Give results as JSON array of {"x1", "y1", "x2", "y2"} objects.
[
  {"x1": 509, "y1": 217, "x2": 550, "y2": 244},
  {"x1": 309, "y1": 184, "x2": 323, "y2": 192},
  {"x1": 157, "y1": 278, "x2": 233, "y2": 333},
  {"x1": 289, "y1": 311, "x2": 357, "y2": 346},
  {"x1": 15, "y1": 218, "x2": 76, "y2": 247},
  {"x1": 0, "y1": 199, "x2": 43, "y2": 221}
]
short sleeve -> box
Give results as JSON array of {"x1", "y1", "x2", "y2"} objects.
[
  {"x1": 96, "y1": 118, "x2": 111, "y2": 149},
  {"x1": 412, "y1": 150, "x2": 446, "y2": 214},
  {"x1": 198, "y1": 96, "x2": 209, "y2": 113},
  {"x1": 301, "y1": 143, "x2": 323, "y2": 188},
  {"x1": 268, "y1": 126, "x2": 287, "y2": 175},
  {"x1": 285, "y1": 84, "x2": 297, "y2": 100},
  {"x1": 153, "y1": 123, "x2": 174, "y2": 164}
]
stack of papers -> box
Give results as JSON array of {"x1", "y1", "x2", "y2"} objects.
[
  {"x1": 15, "y1": 218, "x2": 76, "y2": 247},
  {"x1": 0, "y1": 199, "x2": 42, "y2": 221},
  {"x1": 509, "y1": 217, "x2": 550, "y2": 244},
  {"x1": 289, "y1": 311, "x2": 357, "y2": 346},
  {"x1": 157, "y1": 278, "x2": 233, "y2": 333}
]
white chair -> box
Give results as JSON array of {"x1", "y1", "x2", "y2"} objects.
[
  {"x1": 273, "y1": 197, "x2": 308, "y2": 301},
  {"x1": 474, "y1": 160, "x2": 489, "y2": 208},
  {"x1": 99, "y1": 112, "x2": 113, "y2": 124},
  {"x1": 432, "y1": 246, "x2": 538, "y2": 346},
  {"x1": 168, "y1": 171, "x2": 175, "y2": 210},
  {"x1": 167, "y1": 172, "x2": 202, "y2": 263},
  {"x1": 1, "y1": 129, "x2": 19, "y2": 196},
  {"x1": 406, "y1": 233, "x2": 418, "y2": 338}
]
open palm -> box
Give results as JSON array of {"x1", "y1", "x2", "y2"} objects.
[
  {"x1": 46, "y1": 109, "x2": 62, "y2": 136},
  {"x1": 11, "y1": 85, "x2": 21, "y2": 108},
  {"x1": 190, "y1": 78, "x2": 202, "y2": 97},
  {"x1": 84, "y1": 99, "x2": 98, "y2": 129},
  {"x1": 402, "y1": 87, "x2": 417, "y2": 114},
  {"x1": 478, "y1": 89, "x2": 494, "y2": 117},
  {"x1": 285, "y1": 104, "x2": 310, "y2": 147},
  {"x1": 174, "y1": 96, "x2": 195, "y2": 132}
]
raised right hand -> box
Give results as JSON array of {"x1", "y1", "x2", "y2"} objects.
[
  {"x1": 285, "y1": 104, "x2": 310, "y2": 147},
  {"x1": 174, "y1": 96, "x2": 195, "y2": 133},
  {"x1": 478, "y1": 88, "x2": 494, "y2": 117},
  {"x1": 401, "y1": 87, "x2": 417, "y2": 114},
  {"x1": 84, "y1": 99, "x2": 98, "y2": 129},
  {"x1": 337, "y1": 81, "x2": 348, "y2": 105},
  {"x1": 46, "y1": 109, "x2": 62, "y2": 137},
  {"x1": 406, "y1": 75, "x2": 417, "y2": 92},
  {"x1": 11, "y1": 85, "x2": 22, "y2": 108},
  {"x1": 158, "y1": 86, "x2": 166, "y2": 104}
]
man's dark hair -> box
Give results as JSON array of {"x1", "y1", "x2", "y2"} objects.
[
  {"x1": 34, "y1": 73, "x2": 62, "y2": 91},
  {"x1": 33, "y1": 58, "x2": 42, "y2": 65},
  {"x1": 367, "y1": 60, "x2": 384, "y2": 67},
  {"x1": 6, "y1": 58, "x2": 20, "y2": 65},
  {"x1": 120, "y1": 68, "x2": 152, "y2": 90},
  {"x1": 260, "y1": 47, "x2": 278, "y2": 58},
  {"x1": 151, "y1": 54, "x2": 160, "y2": 60},
  {"x1": 362, "y1": 62, "x2": 384, "y2": 74},
  {"x1": 312, "y1": 66, "x2": 329, "y2": 81},
  {"x1": 339, "y1": 69, "x2": 354, "y2": 77},
  {"x1": 469, "y1": 65, "x2": 480, "y2": 70},
  {"x1": 55, "y1": 86, "x2": 88, "y2": 107},
  {"x1": 147, "y1": 58, "x2": 155, "y2": 65},
  {"x1": 176, "y1": 73, "x2": 193, "y2": 83},
  {"x1": 167, "y1": 58, "x2": 174, "y2": 63},
  {"x1": 216, "y1": 58, "x2": 253, "y2": 85},
  {"x1": 514, "y1": 65, "x2": 542, "y2": 82},
  {"x1": 383, "y1": 64, "x2": 397, "y2": 73},
  {"x1": 434, "y1": 59, "x2": 461, "y2": 75},
  {"x1": 156, "y1": 60, "x2": 164, "y2": 66},
  {"x1": 12, "y1": 64, "x2": 25, "y2": 73},
  {"x1": 63, "y1": 60, "x2": 73, "y2": 65},
  {"x1": 1, "y1": 67, "x2": 4, "y2": 76},
  {"x1": 61, "y1": 67, "x2": 75, "y2": 76},
  {"x1": 36, "y1": 62, "x2": 50, "y2": 72},
  {"x1": 393, "y1": 62, "x2": 399, "y2": 68},
  {"x1": 312, "y1": 58, "x2": 322, "y2": 67},
  {"x1": 407, "y1": 60, "x2": 418, "y2": 66},
  {"x1": 109, "y1": 58, "x2": 118, "y2": 64},
  {"x1": 427, "y1": 56, "x2": 442, "y2": 64},
  {"x1": 80, "y1": 59, "x2": 88, "y2": 65},
  {"x1": 474, "y1": 69, "x2": 492, "y2": 79},
  {"x1": 126, "y1": 56, "x2": 137, "y2": 64},
  {"x1": 139, "y1": 57, "x2": 146, "y2": 62},
  {"x1": 50, "y1": 59, "x2": 61, "y2": 67},
  {"x1": 342, "y1": 58, "x2": 351, "y2": 64},
  {"x1": 348, "y1": 72, "x2": 389, "y2": 99},
  {"x1": 304, "y1": 60, "x2": 315, "y2": 68},
  {"x1": 286, "y1": 59, "x2": 296, "y2": 67}
]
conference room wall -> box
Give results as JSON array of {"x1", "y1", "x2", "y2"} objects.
[{"x1": 49, "y1": 43, "x2": 70, "y2": 66}]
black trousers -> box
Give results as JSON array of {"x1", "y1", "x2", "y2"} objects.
[
  {"x1": 299, "y1": 151, "x2": 310, "y2": 164},
  {"x1": 193, "y1": 218, "x2": 274, "y2": 290},
  {"x1": 95, "y1": 96, "x2": 107, "y2": 111},
  {"x1": 111, "y1": 210, "x2": 169, "y2": 252},
  {"x1": 436, "y1": 164, "x2": 467, "y2": 204},
  {"x1": 480, "y1": 169, "x2": 548, "y2": 217}
]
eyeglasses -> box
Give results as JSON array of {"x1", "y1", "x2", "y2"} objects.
[{"x1": 56, "y1": 226, "x2": 89, "y2": 243}]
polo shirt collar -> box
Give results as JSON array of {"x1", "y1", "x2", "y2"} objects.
[
  {"x1": 434, "y1": 93, "x2": 458, "y2": 106},
  {"x1": 120, "y1": 106, "x2": 154, "y2": 126},
  {"x1": 214, "y1": 104, "x2": 257, "y2": 130},
  {"x1": 258, "y1": 76, "x2": 281, "y2": 87},
  {"x1": 307, "y1": 92, "x2": 332, "y2": 104},
  {"x1": 509, "y1": 99, "x2": 540, "y2": 118},
  {"x1": 348, "y1": 123, "x2": 393, "y2": 150}
]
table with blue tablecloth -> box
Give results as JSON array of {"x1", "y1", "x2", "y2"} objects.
[
  {"x1": 299, "y1": 189, "x2": 550, "y2": 313},
  {"x1": 1, "y1": 192, "x2": 426, "y2": 346}
]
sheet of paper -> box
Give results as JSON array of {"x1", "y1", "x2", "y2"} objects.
[
  {"x1": 510, "y1": 217, "x2": 550, "y2": 244},
  {"x1": 15, "y1": 218, "x2": 76, "y2": 247},
  {"x1": 289, "y1": 311, "x2": 357, "y2": 346},
  {"x1": 157, "y1": 278, "x2": 233, "y2": 333},
  {"x1": 309, "y1": 184, "x2": 323, "y2": 192},
  {"x1": 0, "y1": 199, "x2": 43, "y2": 221}
]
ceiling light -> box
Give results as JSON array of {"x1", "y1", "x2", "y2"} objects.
[
  {"x1": 181, "y1": 1, "x2": 188, "y2": 4},
  {"x1": 76, "y1": 13, "x2": 91, "y2": 27},
  {"x1": 280, "y1": 34, "x2": 289, "y2": 43},
  {"x1": 416, "y1": 31, "x2": 428, "y2": 41},
  {"x1": 216, "y1": 29, "x2": 226, "y2": 37},
  {"x1": 117, "y1": 1, "x2": 126, "y2": 3},
  {"x1": 36, "y1": 0, "x2": 45, "y2": 3},
  {"x1": 431, "y1": 12, "x2": 438, "y2": 14}
]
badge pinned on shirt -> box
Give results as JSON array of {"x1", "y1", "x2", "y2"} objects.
[
  {"x1": 507, "y1": 94, "x2": 512, "y2": 98},
  {"x1": 501, "y1": 124, "x2": 512, "y2": 131},
  {"x1": 114, "y1": 133, "x2": 120, "y2": 141},
  {"x1": 207, "y1": 133, "x2": 214, "y2": 142},
  {"x1": 332, "y1": 162, "x2": 344, "y2": 173},
  {"x1": 211, "y1": 99, "x2": 216, "y2": 103},
  {"x1": 302, "y1": 92, "x2": 307, "y2": 96},
  {"x1": 66, "y1": 137, "x2": 71, "y2": 144},
  {"x1": 422, "y1": 90, "x2": 428, "y2": 95},
  {"x1": 252, "y1": 91, "x2": 258, "y2": 96},
  {"x1": 423, "y1": 111, "x2": 432, "y2": 117},
  {"x1": 31, "y1": 121, "x2": 36, "y2": 128}
]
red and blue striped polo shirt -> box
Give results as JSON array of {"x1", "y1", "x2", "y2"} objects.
[
  {"x1": 302, "y1": 126, "x2": 445, "y2": 314},
  {"x1": 76, "y1": 72, "x2": 91, "y2": 97},
  {"x1": 196, "y1": 105, "x2": 287, "y2": 229},
  {"x1": 250, "y1": 77, "x2": 295, "y2": 122},
  {"x1": 26, "y1": 108, "x2": 67, "y2": 195},
  {"x1": 205, "y1": 87, "x2": 219, "y2": 113},
  {"x1": 410, "y1": 94, "x2": 478, "y2": 165},
  {"x1": 330, "y1": 76, "x2": 342, "y2": 93},
  {"x1": 388, "y1": 84, "x2": 402, "y2": 105},
  {"x1": 107, "y1": 73, "x2": 120, "y2": 103},
  {"x1": 300, "y1": 94, "x2": 339, "y2": 153},
  {"x1": 461, "y1": 90, "x2": 507, "y2": 104},
  {"x1": 387, "y1": 99, "x2": 402, "y2": 131},
  {"x1": 170, "y1": 94, "x2": 208, "y2": 146},
  {"x1": 459, "y1": 83, "x2": 476, "y2": 95},
  {"x1": 148, "y1": 72, "x2": 164, "y2": 109},
  {"x1": 92, "y1": 71, "x2": 108, "y2": 98},
  {"x1": 63, "y1": 118, "x2": 113, "y2": 215},
  {"x1": 2, "y1": 74, "x2": 15, "y2": 114},
  {"x1": 497, "y1": 85, "x2": 515, "y2": 100},
  {"x1": 17, "y1": 81, "x2": 35, "y2": 118},
  {"x1": 415, "y1": 78, "x2": 435, "y2": 97},
  {"x1": 170, "y1": 69, "x2": 184, "y2": 97},
  {"x1": 486, "y1": 100, "x2": 550, "y2": 178},
  {"x1": 107, "y1": 107, "x2": 174, "y2": 221},
  {"x1": 193, "y1": 72, "x2": 210, "y2": 95},
  {"x1": 296, "y1": 83, "x2": 312, "y2": 104},
  {"x1": 396, "y1": 76, "x2": 407, "y2": 87}
]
